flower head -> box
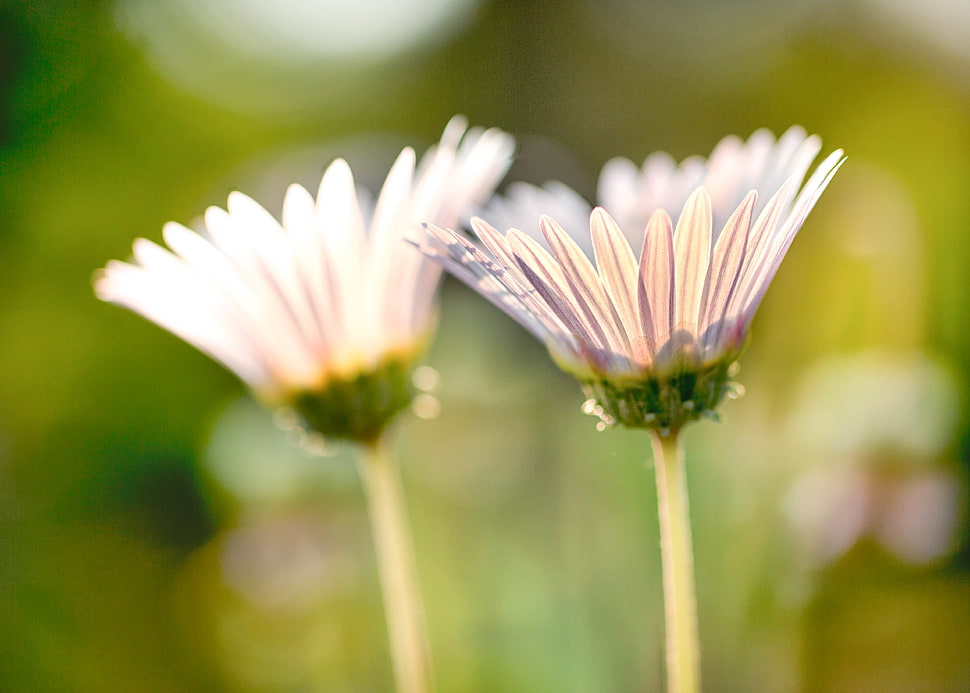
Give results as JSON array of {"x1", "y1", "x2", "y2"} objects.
[
  {"x1": 96, "y1": 117, "x2": 515, "y2": 443},
  {"x1": 419, "y1": 128, "x2": 844, "y2": 432}
]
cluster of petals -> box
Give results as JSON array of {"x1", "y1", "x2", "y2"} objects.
[
  {"x1": 95, "y1": 117, "x2": 515, "y2": 400},
  {"x1": 420, "y1": 128, "x2": 845, "y2": 379}
]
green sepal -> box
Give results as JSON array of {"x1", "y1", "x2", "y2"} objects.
[
  {"x1": 579, "y1": 357, "x2": 737, "y2": 432},
  {"x1": 288, "y1": 357, "x2": 415, "y2": 445}
]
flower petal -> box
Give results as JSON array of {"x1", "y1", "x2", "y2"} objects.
[
  {"x1": 638, "y1": 209, "x2": 675, "y2": 362},
  {"x1": 738, "y1": 150, "x2": 846, "y2": 322},
  {"x1": 590, "y1": 207, "x2": 640, "y2": 348},
  {"x1": 698, "y1": 190, "x2": 755, "y2": 357},
  {"x1": 470, "y1": 218, "x2": 564, "y2": 326},
  {"x1": 540, "y1": 214, "x2": 631, "y2": 355},
  {"x1": 423, "y1": 227, "x2": 533, "y2": 323},
  {"x1": 672, "y1": 187, "x2": 713, "y2": 337},
  {"x1": 282, "y1": 183, "x2": 339, "y2": 351}
]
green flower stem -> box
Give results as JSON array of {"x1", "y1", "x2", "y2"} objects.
[
  {"x1": 359, "y1": 435, "x2": 433, "y2": 693},
  {"x1": 649, "y1": 428, "x2": 701, "y2": 693}
]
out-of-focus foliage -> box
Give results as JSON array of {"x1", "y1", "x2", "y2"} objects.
[{"x1": 0, "y1": 0, "x2": 967, "y2": 690}]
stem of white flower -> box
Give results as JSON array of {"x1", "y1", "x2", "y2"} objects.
[
  {"x1": 649, "y1": 428, "x2": 701, "y2": 693},
  {"x1": 359, "y1": 434, "x2": 433, "y2": 693}
]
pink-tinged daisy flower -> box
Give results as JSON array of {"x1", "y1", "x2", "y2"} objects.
[
  {"x1": 419, "y1": 128, "x2": 844, "y2": 432},
  {"x1": 96, "y1": 116, "x2": 515, "y2": 443}
]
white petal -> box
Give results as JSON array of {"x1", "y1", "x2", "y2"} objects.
[
  {"x1": 591, "y1": 208, "x2": 640, "y2": 347},
  {"x1": 597, "y1": 157, "x2": 641, "y2": 232},
  {"x1": 541, "y1": 214, "x2": 631, "y2": 355},
  {"x1": 399, "y1": 119, "x2": 514, "y2": 338},
  {"x1": 419, "y1": 224, "x2": 567, "y2": 348},
  {"x1": 367, "y1": 146, "x2": 417, "y2": 337},
  {"x1": 638, "y1": 209, "x2": 675, "y2": 362},
  {"x1": 96, "y1": 259, "x2": 270, "y2": 387},
  {"x1": 282, "y1": 183, "x2": 338, "y2": 350},
  {"x1": 672, "y1": 188, "x2": 713, "y2": 337},
  {"x1": 442, "y1": 126, "x2": 517, "y2": 227},
  {"x1": 698, "y1": 190, "x2": 755, "y2": 356},
  {"x1": 508, "y1": 229, "x2": 611, "y2": 367},
  {"x1": 480, "y1": 180, "x2": 592, "y2": 246},
  {"x1": 202, "y1": 206, "x2": 319, "y2": 382},
  {"x1": 724, "y1": 176, "x2": 799, "y2": 321},
  {"x1": 470, "y1": 218, "x2": 563, "y2": 326},
  {"x1": 315, "y1": 159, "x2": 370, "y2": 367},
  {"x1": 226, "y1": 192, "x2": 326, "y2": 365},
  {"x1": 739, "y1": 150, "x2": 846, "y2": 322}
]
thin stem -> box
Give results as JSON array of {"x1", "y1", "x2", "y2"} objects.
[
  {"x1": 649, "y1": 428, "x2": 701, "y2": 693},
  {"x1": 359, "y1": 434, "x2": 433, "y2": 693}
]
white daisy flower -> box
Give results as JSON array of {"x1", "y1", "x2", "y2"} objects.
[
  {"x1": 419, "y1": 128, "x2": 844, "y2": 431},
  {"x1": 96, "y1": 116, "x2": 515, "y2": 442}
]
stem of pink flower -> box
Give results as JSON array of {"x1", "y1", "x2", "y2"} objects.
[{"x1": 650, "y1": 428, "x2": 701, "y2": 693}]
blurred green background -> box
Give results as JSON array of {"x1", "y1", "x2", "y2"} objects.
[{"x1": 1, "y1": 0, "x2": 968, "y2": 690}]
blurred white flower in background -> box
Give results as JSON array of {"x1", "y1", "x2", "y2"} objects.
[{"x1": 784, "y1": 352, "x2": 965, "y2": 567}]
